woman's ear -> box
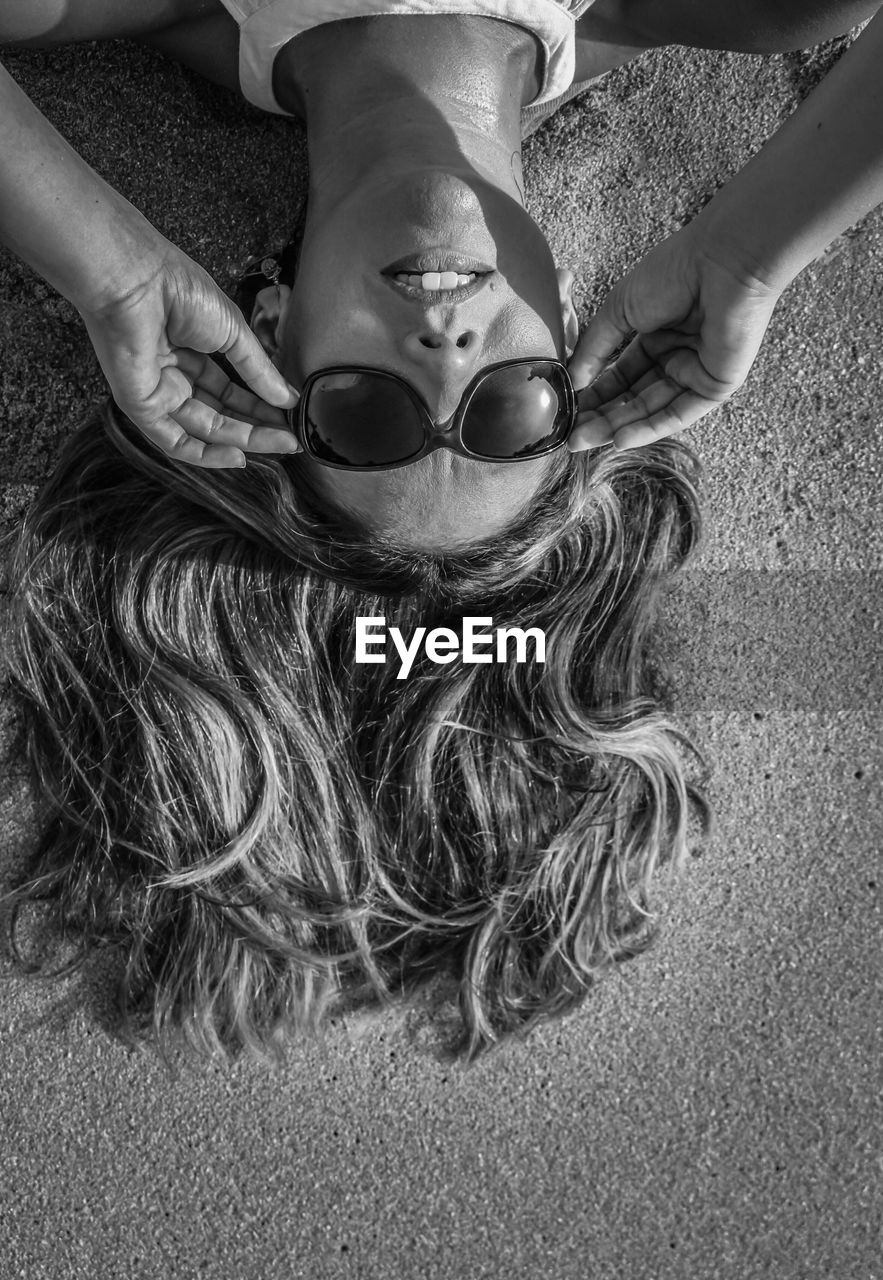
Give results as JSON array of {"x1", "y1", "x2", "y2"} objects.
[
  {"x1": 556, "y1": 268, "x2": 580, "y2": 360},
  {"x1": 250, "y1": 283, "x2": 293, "y2": 358}
]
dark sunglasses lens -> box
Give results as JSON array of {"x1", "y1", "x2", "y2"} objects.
[
  {"x1": 462, "y1": 362, "x2": 569, "y2": 458},
  {"x1": 303, "y1": 372, "x2": 424, "y2": 466}
]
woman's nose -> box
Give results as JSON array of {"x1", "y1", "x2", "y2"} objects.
[
  {"x1": 400, "y1": 328, "x2": 481, "y2": 422},
  {"x1": 401, "y1": 327, "x2": 481, "y2": 370}
]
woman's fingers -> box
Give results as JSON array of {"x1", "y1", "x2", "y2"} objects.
[
  {"x1": 120, "y1": 351, "x2": 300, "y2": 468},
  {"x1": 569, "y1": 374, "x2": 685, "y2": 451},
  {"x1": 568, "y1": 329, "x2": 741, "y2": 451},
  {"x1": 611, "y1": 390, "x2": 719, "y2": 449},
  {"x1": 168, "y1": 395, "x2": 299, "y2": 465},
  {"x1": 114, "y1": 362, "x2": 194, "y2": 429},
  {"x1": 575, "y1": 337, "x2": 658, "y2": 411},
  {"x1": 189, "y1": 384, "x2": 301, "y2": 455},
  {"x1": 569, "y1": 382, "x2": 716, "y2": 452},
  {"x1": 214, "y1": 302, "x2": 299, "y2": 410},
  {"x1": 174, "y1": 349, "x2": 295, "y2": 426},
  {"x1": 567, "y1": 279, "x2": 632, "y2": 391},
  {"x1": 173, "y1": 349, "x2": 302, "y2": 452},
  {"x1": 654, "y1": 345, "x2": 733, "y2": 402},
  {"x1": 130, "y1": 403, "x2": 247, "y2": 469},
  {"x1": 163, "y1": 399, "x2": 250, "y2": 466}
]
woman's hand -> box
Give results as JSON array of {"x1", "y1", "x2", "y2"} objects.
[
  {"x1": 0, "y1": 60, "x2": 299, "y2": 468},
  {"x1": 78, "y1": 241, "x2": 300, "y2": 469},
  {"x1": 567, "y1": 219, "x2": 780, "y2": 452}
]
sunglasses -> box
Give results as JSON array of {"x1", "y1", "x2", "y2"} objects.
[{"x1": 286, "y1": 357, "x2": 577, "y2": 470}]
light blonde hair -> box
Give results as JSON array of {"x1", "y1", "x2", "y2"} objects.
[{"x1": 4, "y1": 401, "x2": 707, "y2": 1065}]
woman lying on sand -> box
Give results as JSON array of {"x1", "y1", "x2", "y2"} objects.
[{"x1": 2, "y1": 2, "x2": 881, "y2": 1063}]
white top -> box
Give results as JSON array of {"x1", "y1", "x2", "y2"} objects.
[{"x1": 217, "y1": 0, "x2": 595, "y2": 118}]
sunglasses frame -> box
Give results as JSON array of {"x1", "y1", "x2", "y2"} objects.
[{"x1": 287, "y1": 357, "x2": 577, "y2": 471}]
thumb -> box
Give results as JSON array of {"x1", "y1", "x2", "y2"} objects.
[
  {"x1": 568, "y1": 278, "x2": 632, "y2": 391},
  {"x1": 214, "y1": 297, "x2": 298, "y2": 409}
]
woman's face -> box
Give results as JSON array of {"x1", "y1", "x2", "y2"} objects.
[{"x1": 264, "y1": 171, "x2": 578, "y2": 549}]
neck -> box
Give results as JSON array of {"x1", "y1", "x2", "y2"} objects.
[{"x1": 278, "y1": 15, "x2": 540, "y2": 213}]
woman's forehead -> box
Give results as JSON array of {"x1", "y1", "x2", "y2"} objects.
[{"x1": 298, "y1": 449, "x2": 558, "y2": 549}]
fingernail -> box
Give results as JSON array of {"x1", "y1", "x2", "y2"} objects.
[
  {"x1": 584, "y1": 432, "x2": 613, "y2": 448},
  {"x1": 570, "y1": 367, "x2": 601, "y2": 395},
  {"x1": 570, "y1": 416, "x2": 613, "y2": 450},
  {"x1": 612, "y1": 429, "x2": 642, "y2": 452},
  {"x1": 569, "y1": 433, "x2": 610, "y2": 453}
]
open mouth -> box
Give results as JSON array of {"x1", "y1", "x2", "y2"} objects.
[{"x1": 381, "y1": 252, "x2": 496, "y2": 305}]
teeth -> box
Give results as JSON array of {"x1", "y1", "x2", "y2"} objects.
[{"x1": 394, "y1": 271, "x2": 476, "y2": 290}]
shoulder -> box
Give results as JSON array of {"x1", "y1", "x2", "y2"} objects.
[
  {"x1": 572, "y1": 1, "x2": 659, "y2": 82},
  {"x1": 0, "y1": 0, "x2": 226, "y2": 46},
  {"x1": 576, "y1": 0, "x2": 881, "y2": 54}
]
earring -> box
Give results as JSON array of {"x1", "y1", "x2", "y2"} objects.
[
  {"x1": 261, "y1": 257, "x2": 282, "y2": 301},
  {"x1": 242, "y1": 253, "x2": 283, "y2": 300}
]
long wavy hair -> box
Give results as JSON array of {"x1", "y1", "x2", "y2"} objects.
[{"x1": 2, "y1": 393, "x2": 707, "y2": 1066}]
